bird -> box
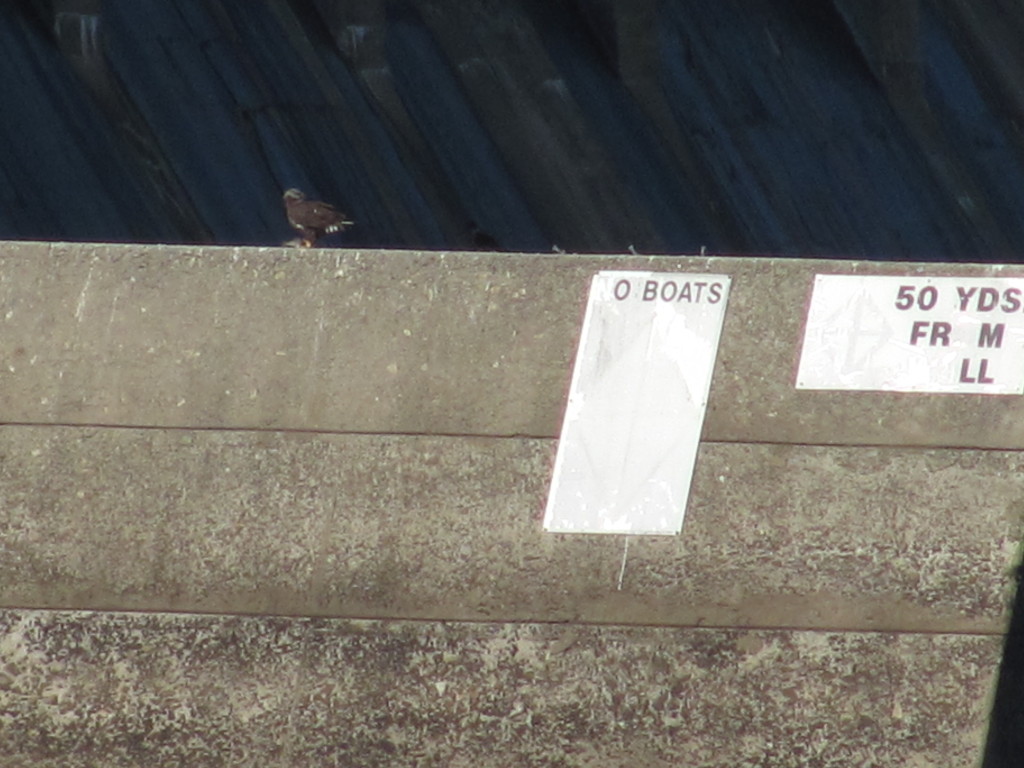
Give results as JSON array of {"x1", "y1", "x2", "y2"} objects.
[{"x1": 282, "y1": 188, "x2": 353, "y2": 248}]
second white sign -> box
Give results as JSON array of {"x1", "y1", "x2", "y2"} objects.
[{"x1": 797, "y1": 274, "x2": 1024, "y2": 394}]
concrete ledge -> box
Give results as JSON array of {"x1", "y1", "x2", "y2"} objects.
[
  {"x1": 0, "y1": 242, "x2": 1017, "y2": 763},
  {"x1": 3, "y1": 242, "x2": 1024, "y2": 447},
  {"x1": 1, "y1": 425, "x2": 1017, "y2": 633},
  {"x1": 0, "y1": 609, "x2": 999, "y2": 767}
]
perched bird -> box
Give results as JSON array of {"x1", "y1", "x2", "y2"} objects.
[{"x1": 282, "y1": 188, "x2": 353, "y2": 248}]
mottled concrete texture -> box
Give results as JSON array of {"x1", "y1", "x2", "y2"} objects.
[
  {"x1": 0, "y1": 425, "x2": 1018, "y2": 633},
  {"x1": 3, "y1": 242, "x2": 1024, "y2": 447},
  {"x1": 0, "y1": 242, "x2": 1018, "y2": 765},
  {"x1": 0, "y1": 609, "x2": 1000, "y2": 768}
]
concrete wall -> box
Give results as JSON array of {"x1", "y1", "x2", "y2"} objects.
[{"x1": 1, "y1": 241, "x2": 1020, "y2": 766}]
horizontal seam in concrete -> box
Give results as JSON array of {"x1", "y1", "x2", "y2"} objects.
[
  {"x1": 0, "y1": 604, "x2": 1007, "y2": 638},
  {"x1": 0, "y1": 420, "x2": 549, "y2": 441},
  {"x1": 1, "y1": 420, "x2": 1022, "y2": 453}
]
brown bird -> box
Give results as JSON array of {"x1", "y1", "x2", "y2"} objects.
[{"x1": 282, "y1": 188, "x2": 354, "y2": 248}]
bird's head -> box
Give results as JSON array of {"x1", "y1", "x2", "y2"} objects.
[{"x1": 282, "y1": 188, "x2": 306, "y2": 202}]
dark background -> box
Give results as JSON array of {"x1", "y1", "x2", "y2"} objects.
[
  {"x1": 7, "y1": 0, "x2": 1024, "y2": 260},
  {"x1": 3, "y1": 1, "x2": 1024, "y2": 763}
]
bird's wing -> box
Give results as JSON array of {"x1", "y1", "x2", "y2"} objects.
[
  {"x1": 306, "y1": 201, "x2": 345, "y2": 227},
  {"x1": 287, "y1": 199, "x2": 352, "y2": 232}
]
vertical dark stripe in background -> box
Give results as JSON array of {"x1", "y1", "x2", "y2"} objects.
[{"x1": 984, "y1": 562, "x2": 1024, "y2": 767}]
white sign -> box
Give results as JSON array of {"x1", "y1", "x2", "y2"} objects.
[
  {"x1": 544, "y1": 271, "x2": 731, "y2": 535},
  {"x1": 797, "y1": 274, "x2": 1024, "y2": 394}
]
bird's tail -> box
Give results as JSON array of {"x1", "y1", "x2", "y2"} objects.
[{"x1": 325, "y1": 219, "x2": 355, "y2": 234}]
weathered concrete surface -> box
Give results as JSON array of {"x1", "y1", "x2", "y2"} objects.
[
  {"x1": 0, "y1": 241, "x2": 1017, "y2": 765},
  {"x1": 0, "y1": 609, "x2": 999, "y2": 768},
  {"x1": 1, "y1": 425, "x2": 1017, "y2": 633},
  {"x1": 3, "y1": 242, "x2": 1024, "y2": 447}
]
